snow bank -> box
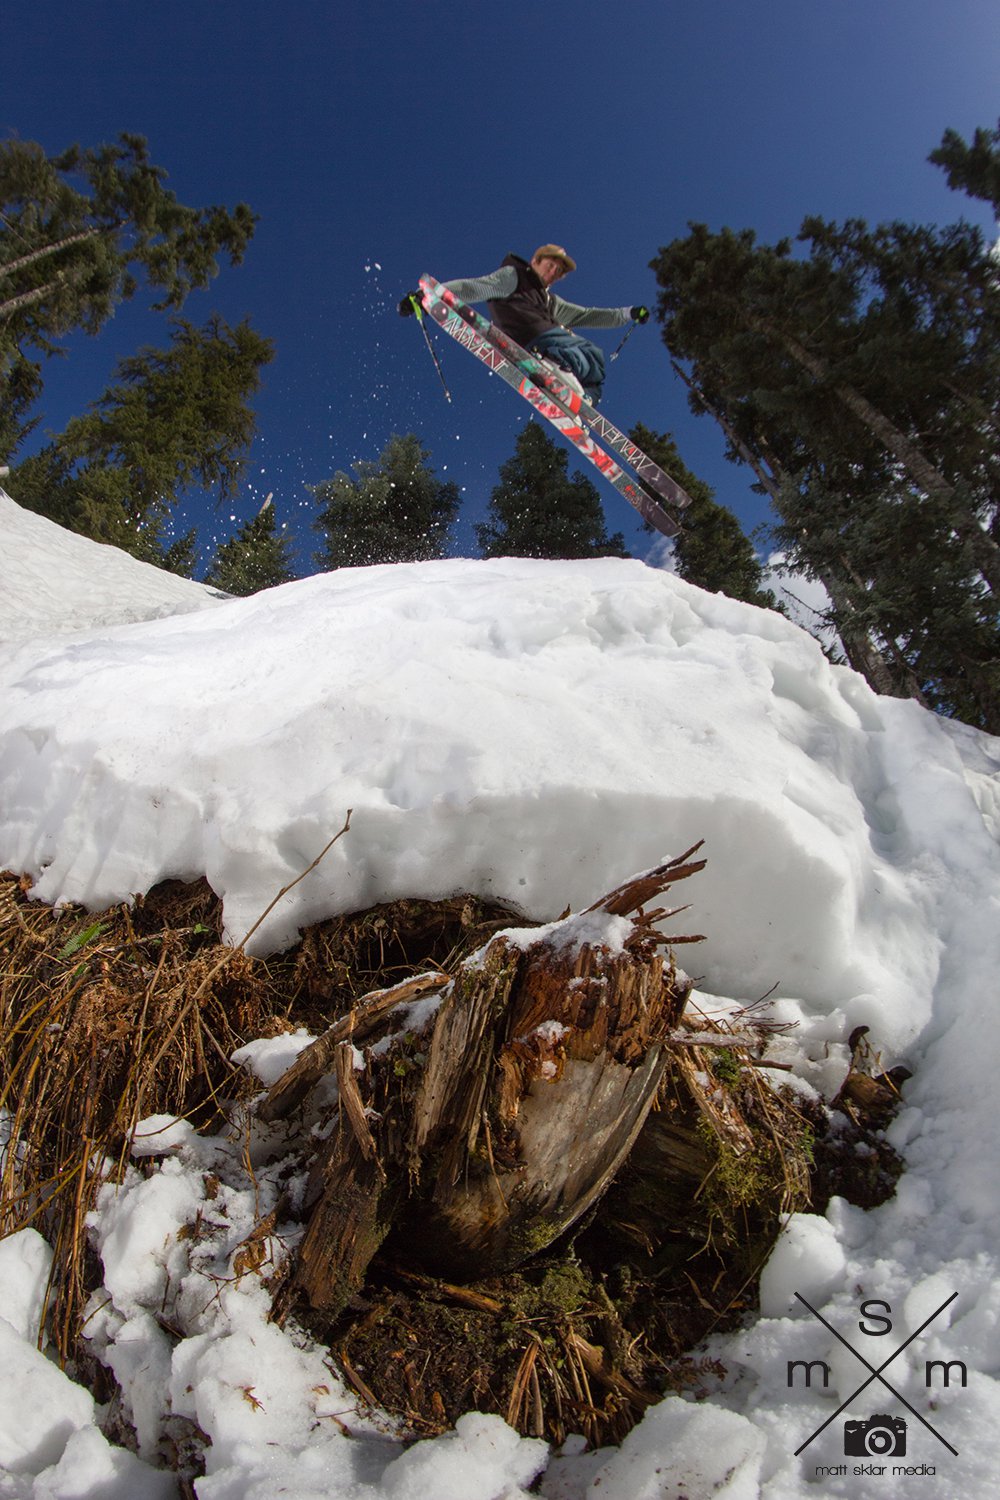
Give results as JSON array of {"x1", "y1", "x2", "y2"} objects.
[
  {"x1": 2, "y1": 497, "x2": 1000, "y2": 1497},
  {"x1": 3, "y1": 522, "x2": 994, "y2": 1042}
]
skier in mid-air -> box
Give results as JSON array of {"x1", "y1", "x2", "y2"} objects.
[
  {"x1": 401, "y1": 260, "x2": 688, "y2": 536},
  {"x1": 400, "y1": 244, "x2": 648, "y2": 405}
]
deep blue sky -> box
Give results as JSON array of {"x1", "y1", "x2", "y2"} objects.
[{"x1": 4, "y1": 0, "x2": 999, "y2": 572}]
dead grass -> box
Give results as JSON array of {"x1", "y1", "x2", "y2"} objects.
[
  {"x1": 0, "y1": 870, "x2": 519, "y2": 1364},
  {"x1": 1, "y1": 873, "x2": 268, "y2": 1355}
]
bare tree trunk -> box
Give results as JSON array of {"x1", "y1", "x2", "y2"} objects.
[
  {"x1": 760, "y1": 319, "x2": 1000, "y2": 597},
  {"x1": 0, "y1": 227, "x2": 107, "y2": 286},
  {"x1": 0, "y1": 278, "x2": 68, "y2": 324},
  {"x1": 670, "y1": 358, "x2": 784, "y2": 505},
  {"x1": 672, "y1": 359, "x2": 915, "y2": 700}
]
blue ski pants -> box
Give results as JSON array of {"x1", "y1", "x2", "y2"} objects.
[{"x1": 529, "y1": 327, "x2": 606, "y2": 403}]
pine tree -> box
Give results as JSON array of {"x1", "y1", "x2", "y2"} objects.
[
  {"x1": 628, "y1": 423, "x2": 776, "y2": 607},
  {"x1": 0, "y1": 353, "x2": 42, "y2": 461},
  {"x1": 0, "y1": 133, "x2": 256, "y2": 459},
  {"x1": 648, "y1": 148, "x2": 1000, "y2": 731},
  {"x1": 8, "y1": 315, "x2": 273, "y2": 567},
  {"x1": 161, "y1": 528, "x2": 199, "y2": 581},
  {"x1": 205, "y1": 496, "x2": 295, "y2": 595},
  {"x1": 477, "y1": 421, "x2": 627, "y2": 559},
  {"x1": 928, "y1": 118, "x2": 1000, "y2": 216},
  {"x1": 311, "y1": 433, "x2": 460, "y2": 570}
]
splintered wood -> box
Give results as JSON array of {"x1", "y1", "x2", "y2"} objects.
[{"x1": 283, "y1": 847, "x2": 706, "y2": 1312}]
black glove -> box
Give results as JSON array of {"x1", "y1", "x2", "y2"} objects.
[
  {"x1": 398, "y1": 291, "x2": 422, "y2": 317},
  {"x1": 630, "y1": 305, "x2": 650, "y2": 324}
]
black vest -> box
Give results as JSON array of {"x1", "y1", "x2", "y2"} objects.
[{"x1": 488, "y1": 254, "x2": 557, "y2": 346}]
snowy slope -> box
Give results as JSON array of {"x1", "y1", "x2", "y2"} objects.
[
  {"x1": 0, "y1": 490, "x2": 226, "y2": 643},
  {"x1": 1, "y1": 496, "x2": 1000, "y2": 1499}
]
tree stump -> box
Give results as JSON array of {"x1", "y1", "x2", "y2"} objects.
[{"x1": 271, "y1": 846, "x2": 707, "y2": 1314}]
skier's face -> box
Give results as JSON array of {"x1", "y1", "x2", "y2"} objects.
[{"x1": 533, "y1": 255, "x2": 567, "y2": 286}]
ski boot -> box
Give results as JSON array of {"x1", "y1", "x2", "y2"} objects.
[{"x1": 538, "y1": 358, "x2": 586, "y2": 399}]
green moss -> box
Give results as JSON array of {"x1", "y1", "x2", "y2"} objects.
[
  {"x1": 690, "y1": 1091, "x2": 812, "y2": 1275},
  {"x1": 537, "y1": 1261, "x2": 591, "y2": 1316},
  {"x1": 696, "y1": 1120, "x2": 771, "y2": 1211},
  {"x1": 508, "y1": 1215, "x2": 565, "y2": 1262},
  {"x1": 707, "y1": 1047, "x2": 743, "y2": 1088}
]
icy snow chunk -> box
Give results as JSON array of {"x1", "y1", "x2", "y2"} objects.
[
  {"x1": 31, "y1": 1423, "x2": 177, "y2": 1499},
  {"x1": 758, "y1": 1211, "x2": 847, "y2": 1318},
  {"x1": 903, "y1": 1270, "x2": 958, "y2": 1333},
  {"x1": 583, "y1": 1398, "x2": 765, "y2": 1499},
  {"x1": 531, "y1": 1020, "x2": 571, "y2": 1043},
  {"x1": 131, "y1": 1114, "x2": 198, "y2": 1156},
  {"x1": 89, "y1": 1157, "x2": 206, "y2": 1314},
  {"x1": 0, "y1": 1227, "x2": 52, "y2": 1342},
  {"x1": 501, "y1": 907, "x2": 636, "y2": 957},
  {"x1": 169, "y1": 1316, "x2": 369, "y2": 1475},
  {"x1": 101, "y1": 1311, "x2": 174, "y2": 1461},
  {"x1": 381, "y1": 1412, "x2": 547, "y2": 1499},
  {"x1": 231, "y1": 1028, "x2": 317, "y2": 1086},
  {"x1": 0, "y1": 1318, "x2": 94, "y2": 1476}
]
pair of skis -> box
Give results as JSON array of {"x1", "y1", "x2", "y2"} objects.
[{"x1": 416, "y1": 274, "x2": 691, "y2": 540}]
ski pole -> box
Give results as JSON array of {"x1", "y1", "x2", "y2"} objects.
[
  {"x1": 609, "y1": 320, "x2": 638, "y2": 363},
  {"x1": 407, "y1": 293, "x2": 452, "y2": 402}
]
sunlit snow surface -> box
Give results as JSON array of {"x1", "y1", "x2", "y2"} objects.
[{"x1": 2, "y1": 490, "x2": 1000, "y2": 1498}]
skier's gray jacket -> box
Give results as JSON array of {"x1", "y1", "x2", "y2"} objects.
[{"x1": 444, "y1": 254, "x2": 632, "y2": 349}]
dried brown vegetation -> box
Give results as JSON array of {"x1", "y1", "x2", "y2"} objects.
[
  {"x1": 0, "y1": 847, "x2": 904, "y2": 1453},
  {"x1": 0, "y1": 870, "x2": 519, "y2": 1363}
]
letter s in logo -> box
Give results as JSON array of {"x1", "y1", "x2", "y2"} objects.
[{"x1": 859, "y1": 1299, "x2": 893, "y2": 1336}]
